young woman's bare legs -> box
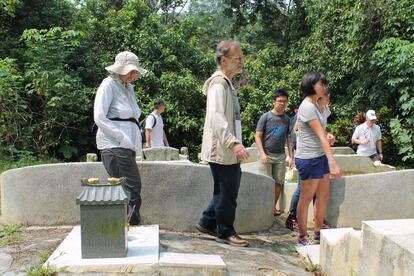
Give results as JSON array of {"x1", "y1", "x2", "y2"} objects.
[
  {"x1": 313, "y1": 174, "x2": 330, "y2": 231},
  {"x1": 297, "y1": 179, "x2": 319, "y2": 236}
]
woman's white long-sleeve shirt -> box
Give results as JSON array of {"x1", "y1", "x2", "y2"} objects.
[{"x1": 94, "y1": 75, "x2": 142, "y2": 153}]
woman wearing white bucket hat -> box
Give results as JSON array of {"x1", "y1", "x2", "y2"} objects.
[{"x1": 94, "y1": 51, "x2": 148, "y2": 225}]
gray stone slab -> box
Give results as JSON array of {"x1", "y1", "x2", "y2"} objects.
[
  {"x1": 142, "y1": 147, "x2": 179, "y2": 161},
  {"x1": 45, "y1": 225, "x2": 159, "y2": 273},
  {"x1": 0, "y1": 253, "x2": 12, "y2": 273}
]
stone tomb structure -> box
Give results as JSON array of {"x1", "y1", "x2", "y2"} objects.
[
  {"x1": 0, "y1": 161, "x2": 274, "y2": 233},
  {"x1": 241, "y1": 146, "x2": 409, "y2": 229},
  {"x1": 320, "y1": 219, "x2": 414, "y2": 276}
]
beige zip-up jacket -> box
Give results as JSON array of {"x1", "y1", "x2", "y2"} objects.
[{"x1": 200, "y1": 71, "x2": 241, "y2": 165}]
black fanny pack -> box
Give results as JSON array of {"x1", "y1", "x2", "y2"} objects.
[
  {"x1": 91, "y1": 117, "x2": 140, "y2": 135},
  {"x1": 109, "y1": 117, "x2": 140, "y2": 127}
]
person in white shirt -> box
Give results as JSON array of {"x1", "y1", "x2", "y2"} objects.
[
  {"x1": 145, "y1": 99, "x2": 170, "y2": 148},
  {"x1": 352, "y1": 110, "x2": 383, "y2": 162},
  {"x1": 94, "y1": 51, "x2": 147, "y2": 225}
]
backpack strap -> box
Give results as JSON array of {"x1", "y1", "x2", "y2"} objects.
[
  {"x1": 263, "y1": 111, "x2": 270, "y2": 134},
  {"x1": 149, "y1": 113, "x2": 156, "y2": 128}
]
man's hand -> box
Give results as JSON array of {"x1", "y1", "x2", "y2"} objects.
[
  {"x1": 359, "y1": 138, "x2": 369, "y2": 145},
  {"x1": 232, "y1": 143, "x2": 250, "y2": 160},
  {"x1": 260, "y1": 153, "x2": 268, "y2": 165},
  {"x1": 379, "y1": 153, "x2": 383, "y2": 162}
]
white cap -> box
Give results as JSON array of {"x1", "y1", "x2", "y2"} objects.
[
  {"x1": 366, "y1": 110, "x2": 377, "y2": 120},
  {"x1": 105, "y1": 51, "x2": 148, "y2": 76}
]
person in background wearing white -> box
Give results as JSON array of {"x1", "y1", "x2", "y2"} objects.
[
  {"x1": 145, "y1": 99, "x2": 170, "y2": 148},
  {"x1": 352, "y1": 110, "x2": 383, "y2": 163},
  {"x1": 94, "y1": 51, "x2": 147, "y2": 225}
]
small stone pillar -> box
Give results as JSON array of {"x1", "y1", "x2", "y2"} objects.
[
  {"x1": 76, "y1": 179, "x2": 129, "y2": 258},
  {"x1": 86, "y1": 153, "x2": 98, "y2": 162}
]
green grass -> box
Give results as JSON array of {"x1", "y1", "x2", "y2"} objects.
[
  {"x1": 26, "y1": 252, "x2": 63, "y2": 276},
  {"x1": 303, "y1": 254, "x2": 325, "y2": 275},
  {"x1": 272, "y1": 244, "x2": 297, "y2": 256},
  {"x1": 0, "y1": 224, "x2": 26, "y2": 245},
  {"x1": 0, "y1": 224, "x2": 21, "y2": 236}
]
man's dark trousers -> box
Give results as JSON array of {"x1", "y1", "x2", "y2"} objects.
[
  {"x1": 199, "y1": 162, "x2": 242, "y2": 239},
  {"x1": 101, "y1": 148, "x2": 142, "y2": 225}
]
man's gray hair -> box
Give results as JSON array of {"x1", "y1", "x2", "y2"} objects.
[{"x1": 215, "y1": 40, "x2": 241, "y2": 66}]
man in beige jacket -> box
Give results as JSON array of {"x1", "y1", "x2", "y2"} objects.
[{"x1": 196, "y1": 40, "x2": 250, "y2": 247}]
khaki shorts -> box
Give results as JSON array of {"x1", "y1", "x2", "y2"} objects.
[{"x1": 259, "y1": 153, "x2": 286, "y2": 184}]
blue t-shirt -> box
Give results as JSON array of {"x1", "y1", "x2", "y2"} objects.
[{"x1": 256, "y1": 111, "x2": 290, "y2": 154}]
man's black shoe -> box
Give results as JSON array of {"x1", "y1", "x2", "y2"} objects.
[{"x1": 196, "y1": 223, "x2": 216, "y2": 237}]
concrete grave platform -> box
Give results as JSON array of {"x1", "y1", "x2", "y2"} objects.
[
  {"x1": 319, "y1": 219, "x2": 414, "y2": 276},
  {"x1": 358, "y1": 219, "x2": 414, "y2": 276},
  {"x1": 320, "y1": 228, "x2": 361, "y2": 276},
  {"x1": 282, "y1": 170, "x2": 414, "y2": 228},
  {"x1": 45, "y1": 225, "x2": 160, "y2": 273},
  {"x1": 45, "y1": 225, "x2": 227, "y2": 275}
]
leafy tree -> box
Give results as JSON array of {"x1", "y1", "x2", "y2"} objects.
[
  {"x1": 21, "y1": 27, "x2": 94, "y2": 159},
  {"x1": 371, "y1": 37, "x2": 414, "y2": 162}
]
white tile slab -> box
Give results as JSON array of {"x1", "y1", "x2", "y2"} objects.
[
  {"x1": 159, "y1": 252, "x2": 226, "y2": 268},
  {"x1": 45, "y1": 225, "x2": 159, "y2": 273},
  {"x1": 296, "y1": 244, "x2": 320, "y2": 265}
]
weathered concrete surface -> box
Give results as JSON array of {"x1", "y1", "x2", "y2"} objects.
[
  {"x1": 334, "y1": 154, "x2": 395, "y2": 173},
  {"x1": 0, "y1": 162, "x2": 274, "y2": 233},
  {"x1": 281, "y1": 170, "x2": 414, "y2": 229},
  {"x1": 358, "y1": 219, "x2": 414, "y2": 276},
  {"x1": 330, "y1": 147, "x2": 355, "y2": 155},
  {"x1": 320, "y1": 228, "x2": 361, "y2": 276},
  {"x1": 0, "y1": 217, "x2": 311, "y2": 275},
  {"x1": 244, "y1": 146, "x2": 259, "y2": 163},
  {"x1": 142, "y1": 146, "x2": 179, "y2": 161},
  {"x1": 327, "y1": 170, "x2": 414, "y2": 228}
]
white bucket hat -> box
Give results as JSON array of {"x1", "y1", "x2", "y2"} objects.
[
  {"x1": 366, "y1": 110, "x2": 377, "y2": 120},
  {"x1": 105, "y1": 51, "x2": 148, "y2": 76}
]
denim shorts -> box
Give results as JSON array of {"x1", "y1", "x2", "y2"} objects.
[{"x1": 295, "y1": 155, "x2": 330, "y2": 180}]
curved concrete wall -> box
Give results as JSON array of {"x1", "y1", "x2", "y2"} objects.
[
  {"x1": 282, "y1": 169, "x2": 414, "y2": 228},
  {"x1": 334, "y1": 154, "x2": 395, "y2": 173},
  {"x1": 327, "y1": 169, "x2": 414, "y2": 228},
  {"x1": 0, "y1": 162, "x2": 274, "y2": 233}
]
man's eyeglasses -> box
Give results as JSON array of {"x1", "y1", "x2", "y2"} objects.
[
  {"x1": 226, "y1": 56, "x2": 244, "y2": 61},
  {"x1": 275, "y1": 100, "x2": 288, "y2": 103}
]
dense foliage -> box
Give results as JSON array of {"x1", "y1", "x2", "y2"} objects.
[{"x1": 0, "y1": 0, "x2": 413, "y2": 166}]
